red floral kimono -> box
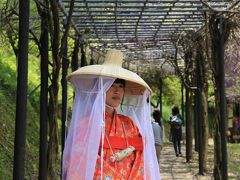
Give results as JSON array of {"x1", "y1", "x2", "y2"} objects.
[{"x1": 94, "y1": 111, "x2": 144, "y2": 179}]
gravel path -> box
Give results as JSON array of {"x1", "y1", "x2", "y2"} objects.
[{"x1": 159, "y1": 143, "x2": 214, "y2": 180}]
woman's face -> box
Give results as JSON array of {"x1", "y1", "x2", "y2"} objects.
[{"x1": 106, "y1": 82, "x2": 125, "y2": 108}]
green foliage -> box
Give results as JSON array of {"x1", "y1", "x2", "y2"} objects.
[
  {"x1": 0, "y1": 85, "x2": 40, "y2": 179},
  {"x1": 0, "y1": 89, "x2": 15, "y2": 179},
  {"x1": 27, "y1": 53, "x2": 41, "y2": 110},
  {"x1": 161, "y1": 104, "x2": 172, "y2": 139},
  {"x1": 141, "y1": 66, "x2": 182, "y2": 108},
  {"x1": 162, "y1": 77, "x2": 182, "y2": 106},
  {"x1": 0, "y1": 47, "x2": 40, "y2": 179},
  {"x1": 0, "y1": 52, "x2": 17, "y2": 92},
  {"x1": 1, "y1": 90, "x2": 40, "y2": 179},
  {"x1": 0, "y1": 48, "x2": 41, "y2": 109}
]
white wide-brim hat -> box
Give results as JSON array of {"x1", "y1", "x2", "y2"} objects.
[{"x1": 67, "y1": 49, "x2": 152, "y2": 95}]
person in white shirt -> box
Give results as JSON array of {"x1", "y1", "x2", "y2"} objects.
[{"x1": 152, "y1": 109, "x2": 164, "y2": 164}]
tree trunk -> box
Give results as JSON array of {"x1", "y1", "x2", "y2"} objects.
[
  {"x1": 201, "y1": 88, "x2": 209, "y2": 171},
  {"x1": 189, "y1": 91, "x2": 194, "y2": 159},
  {"x1": 13, "y1": 0, "x2": 29, "y2": 179},
  {"x1": 186, "y1": 87, "x2": 194, "y2": 162},
  {"x1": 71, "y1": 34, "x2": 80, "y2": 71},
  {"x1": 195, "y1": 37, "x2": 209, "y2": 172},
  {"x1": 209, "y1": 14, "x2": 228, "y2": 180},
  {"x1": 80, "y1": 44, "x2": 87, "y2": 67},
  {"x1": 198, "y1": 47, "x2": 209, "y2": 172},
  {"x1": 47, "y1": 0, "x2": 60, "y2": 179},
  {"x1": 90, "y1": 47, "x2": 94, "y2": 65},
  {"x1": 38, "y1": 0, "x2": 49, "y2": 178}
]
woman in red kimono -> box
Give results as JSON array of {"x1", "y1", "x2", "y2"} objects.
[
  {"x1": 62, "y1": 49, "x2": 161, "y2": 180},
  {"x1": 94, "y1": 79, "x2": 144, "y2": 179}
]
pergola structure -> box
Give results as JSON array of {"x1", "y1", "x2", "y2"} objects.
[{"x1": 59, "y1": 0, "x2": 237, "y2": 67}]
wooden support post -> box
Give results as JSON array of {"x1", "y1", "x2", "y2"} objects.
[
  {"x1": 13, "y1": 0, "x2": 29, "y2": 179},
  {"x1": 217, "y1": 16, "x2": 228, "y2": 180},
  {"x1": 196, "y1": 50, "x2": 204, "y2": 175},
  {"x1": 39, "y1": 1, "x2": 49, "y2": 179}
]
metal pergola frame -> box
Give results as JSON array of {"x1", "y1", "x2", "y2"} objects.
[{"x1": 59, "y1": 0, "x2": 236, "y2": 65}]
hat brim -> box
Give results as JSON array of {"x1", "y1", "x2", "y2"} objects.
[{"x1": 67, "y1": 65, "x2": 152, "y2": 95}]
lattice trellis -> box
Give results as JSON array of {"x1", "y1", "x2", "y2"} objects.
[{"x1": 59, "y1": 0, "x2": 237, "y2": 67}]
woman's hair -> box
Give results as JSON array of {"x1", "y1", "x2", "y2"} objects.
[
  {"x1": 153, "y1": 109, "x2": 162, "y2": 127},
  {"x1": 171, "y1": 105, "x2": 179, "y2": 115},
  {"x1": 114, "y1": 78, "x2": 125, "y2": 87},
  {"x1": 112, "y1": 78, "x2": 126, "y2": 110}
]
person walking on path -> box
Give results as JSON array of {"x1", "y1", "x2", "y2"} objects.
[
  {"x1": 168, "y1": 105, "x2": 183, "y2": 157},
  {"x1": 152, "y1": 109, "x2": 164, "y2": 164}
]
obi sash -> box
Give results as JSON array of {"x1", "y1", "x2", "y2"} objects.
[{"x1": 101, "y1": 136, "x2": 143, "y2": 151}]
